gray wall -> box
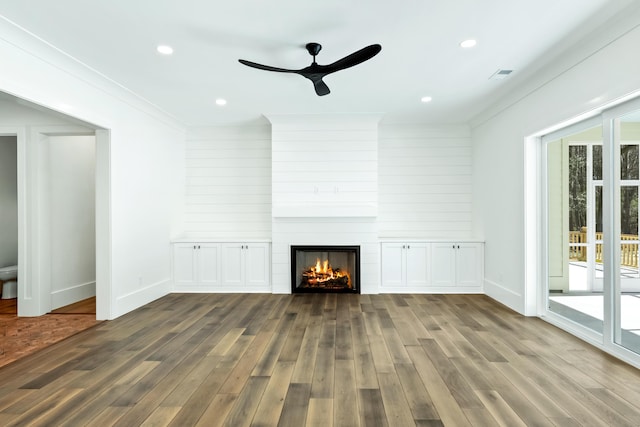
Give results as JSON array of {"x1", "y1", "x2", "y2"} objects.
[{"x1": 0, "y1": 135, "x2": 17, "y2": 268}]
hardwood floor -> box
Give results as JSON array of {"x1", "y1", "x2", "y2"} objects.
[{"x1": 1, "y1": 293, "x2": 640, "y2": 426}]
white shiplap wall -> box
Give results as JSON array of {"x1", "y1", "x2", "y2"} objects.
[
  {"x1": 269, "y1": 114, "x2": 381, "y2": 217},
  {"x1": 378, "y1": 125, "x2": 473, "y2": 239},
  {"x1": 183, "y1": 126, "x2": 272, "y2": 239}
]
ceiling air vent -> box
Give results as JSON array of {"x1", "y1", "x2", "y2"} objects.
[{"x1": 489, "y1": 69, "x2": 513, "y2": 80}]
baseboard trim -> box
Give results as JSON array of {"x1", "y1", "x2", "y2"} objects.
[
  {"x1": 483, "y1": 278, "x2": 525, "y2": 315},
  {"x1": 115, "y1": 279, "x2": 171, "y2": 318},
  {"x1": 51, "y1": 281, "x2": 96, "y2": 310}
]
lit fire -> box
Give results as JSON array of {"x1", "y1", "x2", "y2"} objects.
[{"x1": 302, "y1": 258, "x2": 351, "y2": 287}]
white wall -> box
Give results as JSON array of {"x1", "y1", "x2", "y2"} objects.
[
  {"x1": 471, "y1": 5, "x2": 640, "y2": 314},
  {"x1": 269, "y1": 114, "x2": 380, "y2": 218},
  {"x1": 0, "y1": 18, "x2": 185, "y2": 319},
  {"x1": 378, "y1": 124, "x2": 473, "y2": 239},
  {"x1": 183, "y1": 125, "x2": 271, "y2": 240},
  {"x1": 0, "y1": 136, "x2": 17, "y2": 268},
  {"x1": 48, "y1": 135, "x2": 96, "y2": 309}
]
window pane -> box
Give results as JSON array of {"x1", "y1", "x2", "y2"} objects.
[
  {"x1": 621, "y1": 186, "x2": 638, "y2": 235},
  {"x1": 569, "y1": 145, "x2": 587, "y2": 232},
  {"x1": 621, "y1": 145, "x2": 639, "y2": 180},
  {"x1": 593, "y1": 145, "x2": 602, "y2": 180}
]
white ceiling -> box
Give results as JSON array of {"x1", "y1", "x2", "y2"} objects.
[{"x1": 0, "y1": 0, "x2": 634, "y2": 127}]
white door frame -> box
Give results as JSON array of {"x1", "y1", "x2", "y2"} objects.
[{"x1": 7, "y1": 124, "x2": 111, "y2": 319}]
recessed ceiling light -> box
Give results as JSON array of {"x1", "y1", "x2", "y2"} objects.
[
  {"x1": 460, "y1": 39, "x2": 477, "y2": 48},
  {"x1": 421, "y1": 96, "x2": 432, "y2": 103},
  {"x1": 157, "y1": 45, "x2": 174, "y2": 55},
  {"x1": 215, "y1": 99, "x2": 227, "y2": 106}
]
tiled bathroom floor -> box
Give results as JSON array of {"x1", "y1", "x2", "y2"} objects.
[{"x1": 0, "y1": 298, "x2": 100, "y2": 368}]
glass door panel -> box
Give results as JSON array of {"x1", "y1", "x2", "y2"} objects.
[
  {"x1": 616, "y1": 110, "x2": 640, "y2": 353},
  {"x1": 547, "y1": 125, "x2": 603, "y2": 334}
]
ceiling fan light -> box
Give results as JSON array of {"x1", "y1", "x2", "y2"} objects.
[
  {"x1": 215, "y1": 99, "x2": 227, "y2": 106},
  {"x1": 421, "y1": 96, "x2": 432, "y2": 103}
]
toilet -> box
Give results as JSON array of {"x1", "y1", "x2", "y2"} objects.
[{"x1": 0, "y1": 265, "x2": 17, "y2": 299}]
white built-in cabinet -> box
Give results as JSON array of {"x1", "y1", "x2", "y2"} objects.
[
  {"x1": 381, "y1": 241, "x2": 483, "y2": 293},
  {"x1": 380, "y1": 242, "x2": 431, "y2": 288},
  {"x1": 173, "y1": 243, "x2": 220, "y2": 288},
  {"x1": 172, "y1": 241, "x2": 270, "y2": 292}
]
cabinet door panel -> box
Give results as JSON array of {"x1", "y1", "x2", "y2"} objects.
[
  {"x1": 199, "y1": 244, "x2": 220, "y2": 285},
  {"x1": 381, "y1": 243, "x2": 405, "y2": 287},
  {"x1": 430, "y1": 243, "x2": 456, "y2": 287},
  {"x1": 245, "y1": 244, "x2": 270, "y2": 289},
  {"x1": 456, "y1": 243, "x2": 482, "y2": 287},
  {"x1": 221, "y1": 244, "x2": 244, "y2": 286},
  {"x1": 173, "y1": 244, "x2": 196, "y2": 286},
  {"x1": 405, "y1": 243, "x2": 430, "y2": 287}
]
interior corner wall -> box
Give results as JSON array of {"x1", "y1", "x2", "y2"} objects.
[
  {"x1": 0, "y1": 20, "x2": 186, "y2": 319},
  {"x1": 471, "y1": 13, "x2": 640, "y2": 315},
  {"x1": 0, "y1": 136, "x2": 17, "y2": 268}
]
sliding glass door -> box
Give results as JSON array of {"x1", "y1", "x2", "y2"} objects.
[
  {"x1": 544, "y1": 96, "x2": 640, "y2": 360},
  {"x1": 613, "y1": 108, "x2": 640, "y2": 353},
  {"x1": 546, "y1": 124, "x2": 604, "y2": 334}
]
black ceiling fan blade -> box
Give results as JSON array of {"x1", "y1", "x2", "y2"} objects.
[
  {"x1": 311, "y1": 78, "x2": 330, "y2": 96},
  {"x1": 238, "y1": 59, "x2": 296, "y2": 73},
  {"x1": 322, "y1": 44, "x2": 382, "y2": 74}
]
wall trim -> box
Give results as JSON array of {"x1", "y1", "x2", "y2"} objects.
[
  {"x1": 115, "y1": 278, "x2": 171, "y2": 318},
  {"x1": 483, "y1": 278, "x2": 525, "y2": 315},
  {"x1": 51, "y1": 280, "x2": 96, "y2": 310}
]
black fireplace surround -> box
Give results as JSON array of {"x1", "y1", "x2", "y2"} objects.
[{"x1": 291, "y1": 245, "x2": 360, "y2": 293}]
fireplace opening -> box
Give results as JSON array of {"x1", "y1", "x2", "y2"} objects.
[{"x1": 291, "y1": 245, "x2": 360, "y2": 293}]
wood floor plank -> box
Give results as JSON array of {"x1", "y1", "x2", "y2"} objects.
[
  {"x1": 395, "y1": 362, "x2": 439, "y2": 421},
  {"x1": 196, "y1": 394, "x2": 237, "y2": 427},
  {"x1": 358, "y1": 388, "x2": 388, "y2": 427},
  {"x1": 252, "y1": 312, "x2": 296, "y2": 376},
  {"x1": 278, "y1": 382, "x2": 311, "y2": 427},
  {"x1": 311, "y1": 346, "x2": 335, "y2": 398},
  {"x1": 333, "y1": 359, "x2": 360, "y2": 427},
  {"x1": 419, "y1": 338, "x2": 482, "y2": 409},
  {"x1": 252, "y1": 361, "x2": 296, "y2": 426},
  {"x1": 140, "y1": 406, "x2": 181, "y2": 427},
  {"x1": 377, "y1": 371, "x2": 417, "y2": 426},
  {"x1": 219, "y1": 330, "x2": 272, "y2": 394},
  {"x1": 307, "y1": 398, "x2": 333, "y2": 427},
  {"x1": 406, "y1": 345, "x2": 472, "y2": 427},
  {"x1": 474, "y1": 390, "x2": 527, "y2": 427},
  {"x1": 222, "y1": 376, "x2": 269, "y2": 427},
  {"x1": 291, "y1": 315, "x2": 322, "y2": 383}
]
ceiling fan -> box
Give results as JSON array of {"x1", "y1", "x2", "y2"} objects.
[{"x1": 238, "y1": 42, "x2": 382, "y2": 96}]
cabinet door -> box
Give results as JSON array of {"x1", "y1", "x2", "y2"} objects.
[
  {"x1": 381, "y1": 243, "x2": 405, "y2": 287},
  {"x1": 456, "y1": 243, "x2": 482, "y2": 287},
  {"x1": 173, "y1": 244, "x2": 197, "y2": 287},
  {"x1": 198, "y1": 244, "x2": 220, "y2": 286},
  {"x1": 221, "y1": 243, "x2": 244, "y2": 287},
  {"x1": 405, "y1": 243, "x2": 430, "y2": 287},
  {"x1": 430, "y1": 243, "x2": 456, "y2": 287},
  {"x1": 245, "y1": 243, "x2": 270, "y2": 290}
]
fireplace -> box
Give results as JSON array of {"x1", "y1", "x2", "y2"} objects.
[{"x1": 291, "y1": 245, "x2": 360, "y2": 293}]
